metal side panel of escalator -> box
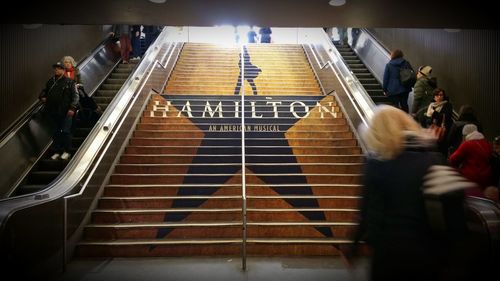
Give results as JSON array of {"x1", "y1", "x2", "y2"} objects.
[
  {"x1": 0, "y1": 38, "x2": 123, "y2": 199},
  {"x1": 0, "y1": 29, "x2": 182, "y2": 278},
  {"x1": 12, "y1": 60, "x2": 139, "y2": 196}
]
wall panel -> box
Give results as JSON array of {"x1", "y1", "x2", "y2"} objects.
[
  {"x1": 0, "y1": 24, "x2": 103, "y2": 134},
  {"x1": 368, "y1": 28, "x2": 500, "y2": 138}
]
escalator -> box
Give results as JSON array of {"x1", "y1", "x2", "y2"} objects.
[
  {"x1": 12, "y1": 61, "x2": 138, "y2": 196},
  {"x1": 333, "y1": 42, "x2": 390, "y2": 105}
]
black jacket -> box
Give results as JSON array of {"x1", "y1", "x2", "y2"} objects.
[{"x1": 40, "y1": 75, "x2": 79, "y2": 116}]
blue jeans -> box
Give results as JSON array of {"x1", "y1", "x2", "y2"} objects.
[{"x1": 50, "y1": 114, "x2": 73, "y2": 153}]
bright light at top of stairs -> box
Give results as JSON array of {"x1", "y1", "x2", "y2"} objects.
[
  {"x1": 148, "y1": 0, "x2": 166, "y2": 3},
  {"x1": 329, "y1": 0, "x2": 346, "y2": 6}
]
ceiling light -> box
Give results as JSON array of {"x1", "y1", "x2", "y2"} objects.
[
  {"x1": 329, "y1": 0, "x2": 346, "y2": 6},
  {"x1": 148, "y1": 0, "x2": 166, "y2": 3}
]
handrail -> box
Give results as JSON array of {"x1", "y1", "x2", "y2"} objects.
[
  {"x1": 64, "y1": 42, "x2": 176, "y2": 202},
  {"x1": 239, "y1": 44, "x2": 248, "y2": 271},
  {"x1": 306, "y1": 44, "x2": 371, "y2": 128},
  {"x1": 0, "y1": 33, "x2": 175, "y2": 276},
  {"x1": 303, "y1": 29, "x2": 376, "y2": 125},
  {"x1": 302, "y1": 45, "x2": 327, "y2": 96},
  {"x1": 0, "y1": 37, "x2": 113, "y2": 145},
  {"x1": 0, "y1": 37, "x2": 121, "y2": 198},
  {"x1": 62, "y1": 37, "x2": 178, "y2": 267},
  {"x1": 157, "y1": 42, "x2": 178, "y2": 93}
]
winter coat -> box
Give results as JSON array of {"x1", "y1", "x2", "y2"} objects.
[
  {"x1": 383, "y1": 57, "x2": 413, "y2": 96},
  {"x1": 40, "y1": 75, "x2": 79, "y2": 116},
  {"x1": 353, "y1": 138, "x2": 447, "y2": 280},
  {"x1": 411, "y1": 76, "x2": 436, "y2": 114},
  {"x1": 449, "y1": 131, "x2": 494, "y2": 189}
]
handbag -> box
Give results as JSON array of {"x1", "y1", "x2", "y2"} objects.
[{"x1": 430, "y1": 114, "x2": 446, "y2": 141}]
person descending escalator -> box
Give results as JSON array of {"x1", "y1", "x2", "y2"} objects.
[
  {"x1": 39, "y1": 62, "x2": 79, "y2": 161},
  {"x1": 62, "y1": 55, "x2": 101, "y2": 126}
]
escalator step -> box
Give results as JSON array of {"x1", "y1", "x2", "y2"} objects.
[
  {"x1": 38, "y1": 159, "x2": 68, "y2": 170},
  {"x1": 14, "y1": 185, "x2": 47, "y2": 195},
  {"x1": 361, "y1": 84, "x2": 382, "y2": 90},
  {"x1": 27, "y1": 171, "x2": 60, "y2": 184}
]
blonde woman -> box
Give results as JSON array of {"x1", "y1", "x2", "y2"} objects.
[
  {"x1": 62, "y1": 55, "x2": 83, "y2": 90},
  {"x1": 350, "y1": 105, "x2": 447, "y2": 280}
]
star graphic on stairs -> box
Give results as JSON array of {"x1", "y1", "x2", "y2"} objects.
[{"x1": 155, "y1": 95, "x2": 340, "y2": 241}]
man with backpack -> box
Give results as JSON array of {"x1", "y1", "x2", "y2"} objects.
[{"x1": 39, "y1": 62, "x2": 79, "y2": 160}]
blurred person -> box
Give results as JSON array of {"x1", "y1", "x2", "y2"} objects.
[
  {"x1": 336, "y1": 27, "x2": 347, "y2": 44},
  {"x1": 349, "y1": 105, "x2": 445, "y2": 281},
  {"x1": 491, "y1": 136, "x2": 500, "y2": 201},
  {"x1": 411, "y1": 65, "x2": 436, "y2": 125},
  {"x1": 110, "y1": 24, "x2": 133, "y2": 63},
  {"x1": 39, "y1": 62, "x2": 79, "y2": 160},
  {"x1": 449, "y1": 124, "x2": 495, "y2": 199},
  {"x1": 247, "y1": 26, "x2": 258, "y2": 43},
  {"x1": 446, "y1": 104, "x2": 482, "y2": 156},
  {"x1": 259, "y1": 27, "x2": 272, "y2": 43},
  {"x1": 383, "y1": 49, "x2": 414, "y2": 112},
  {"x1": 130, "y1": 25, "x2": 142, "y2": 60}
]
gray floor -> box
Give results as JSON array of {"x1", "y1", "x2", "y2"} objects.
[{"x1": 53, "y1": 257, "x2": 370, "y2": 281}]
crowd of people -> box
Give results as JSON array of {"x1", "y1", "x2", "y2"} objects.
[
  {"x1": 348, "y1": 105, "x2": 498, "y2": 280},
  {"x1": 110, "y1": 24, "x2": 161, "y2": 64},
  {"x1": 381, "y1": 48, "x2": 499, "y2": 202},
  {"x1": 343, "y1": 48, "x2": 500, "y2": 279},
  {"x1": 33, "y1": 31, "x2": 499, "y2": 279}
]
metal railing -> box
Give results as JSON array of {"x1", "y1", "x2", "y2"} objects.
[
  {"x1": 0, "y1": 36, "x2": 115, "y2": 144},
  {"x1": 62, "y1": 33, "x2": 181, "y2": 267},
  {"x1": 0, "y1": 37, "x2": 122, "y2": 198},
  {"x1": 0, "y1": 27, "x2": 184, "y2": 276},
  {"x1": 239, "y1": 44, "x2": 248, "y2": 271}
]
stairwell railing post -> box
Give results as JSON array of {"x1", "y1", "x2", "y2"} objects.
[{"x1": 240, "y1": 44, "x2": 248, "y2": 271}]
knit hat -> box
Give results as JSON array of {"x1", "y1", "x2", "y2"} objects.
[
  {"x1": 462, "y1": 124, "x2": 478, "y2": 136},
  {"x1": 418, "y1": 65, "x2": 432, "y2": 76}
]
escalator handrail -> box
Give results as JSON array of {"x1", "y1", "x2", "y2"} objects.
[
  {"x1": 66, "y1": 43, "x2": 179, "y2": 202},
  {"x1": 0, "y1": 28, "x2": 172, "y2": 226},
  {"x1": 304, "y1": 29, "x2": 376, "y2": 126},
  {"x1": 0, "y1": 37, "x2": 113, "y2": 147}
]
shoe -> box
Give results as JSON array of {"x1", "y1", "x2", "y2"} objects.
[
  {"x1": 60, "y1": 152, "x2": 71, "y2": 160},
  {"x1": 122, "y1": 60, "x2": 129, "y2": 64},
  {"x1": 51, "y1": 153, "x2": 60, "y2": 160}
]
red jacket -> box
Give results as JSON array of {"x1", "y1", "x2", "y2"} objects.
[{"x1": 449, "y1": 135, "x2": 494, "y2": 189}]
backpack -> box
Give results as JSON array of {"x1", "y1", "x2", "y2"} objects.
[
  {"x1": 399, "y1": 61, "x2": 417, "y2": 87},
  {"x1": 77, "y1": 88, "x2": 101, "y2": 125}
]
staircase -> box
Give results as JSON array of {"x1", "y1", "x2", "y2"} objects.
[
  {"x1": 76, "y1": 43, "x2": 363, "y2": 257},
  {"x1": 13, "y1": 61, "x2": 137, "y2": 196},
  {"x1": 334, "y1": 42, "x2": 389, "y2": 105},
  {"x1": 167, "y1": 43, "x2": 322, "y2": 96}
]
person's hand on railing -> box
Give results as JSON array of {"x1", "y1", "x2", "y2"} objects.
[
  {"x1": 40, "y1": 97, "x2": 47, "y2": 103},
  {"x1": 67, "y1": 109, "x2": 76, "y2": 117}
]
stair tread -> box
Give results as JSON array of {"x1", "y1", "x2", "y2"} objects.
[
  {"x1": 78, "y1": 238, "x2": 242, "y2": 245},
  {"x1": 87, "y1": 221, "x2": 243, "y2": 227},
  {"x1": 101, "y1": 195, "x2": 242, "y2": 199},
  {"x1": 94, "y1": 207, "x2": 359, "y2": 213},
  {"x1": 94, "y1": 208, "x2": 242, "y2": 213}
]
